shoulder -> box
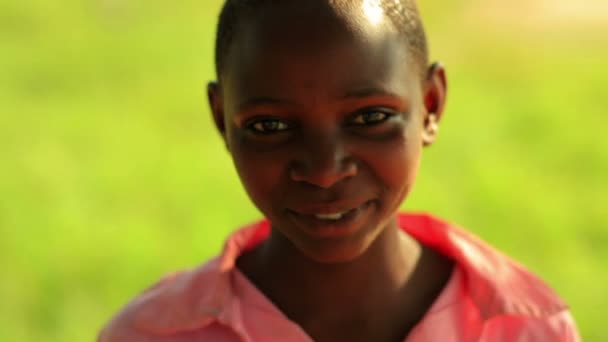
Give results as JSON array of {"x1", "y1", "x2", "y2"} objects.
[
  {"x1": 98, "y1": 258, "x2": 222, "y2": 341},
  {"x1": 480, "y1": 309, "x2": 581, "y2": 342},
  {"x1": 399, "y1": 213, "x2": 570, "y2": 317},
  {"x1": 98, "y1": 312, "x2": 153, "y2": 342},
  {"x1": 98, "y1": 272, "x2": 178, "y2": 341},
  {"x1": 445, "y1": 220, "x2": 582, "y2": 340},
  {"x1": 400, "y1": 213, "x2": 581, "y2": 341}
]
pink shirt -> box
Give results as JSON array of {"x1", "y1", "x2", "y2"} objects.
[{"x1": 99, "y1": 213, "x2": 580, "y2": 341}]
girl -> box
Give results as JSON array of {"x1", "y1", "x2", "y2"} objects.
[{"x1": 100, "y1": 0, "x2": 580, "y2": 340}]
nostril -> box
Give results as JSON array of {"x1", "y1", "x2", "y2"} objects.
[{"x1": 289, "y1": 158, "x2": 358, "y2": 189}]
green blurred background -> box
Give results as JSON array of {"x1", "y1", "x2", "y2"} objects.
[{"x1": 1, "y1": 0, "x2": 606, "y2": 340}]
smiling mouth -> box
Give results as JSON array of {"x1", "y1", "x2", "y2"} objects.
[
  {"x1": 289, "y1": 200, "x2": 372, "y2": 219},
  {"x1": 286, "y1": 200, "x2": 375, "y2": 237},
  {"x1": 314, "y1": 212, "x2": 348, "y2": 220}
]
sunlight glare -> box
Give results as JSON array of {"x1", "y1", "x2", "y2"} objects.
[{"x1": 362, "y1": 0, "x2": 384, "y2": 26}]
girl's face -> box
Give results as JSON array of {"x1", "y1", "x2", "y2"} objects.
[{"x1": 208, "y1": 4, "x2": 445, "y2": 263}]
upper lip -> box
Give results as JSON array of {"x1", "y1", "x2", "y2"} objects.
[{"x1": 288, "y1": 199, "x2": 371, "y2": 216}]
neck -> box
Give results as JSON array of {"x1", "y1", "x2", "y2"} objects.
[
  {"x1": 238, "y1": 218, "x2": 431, "y2": 341},
  {"x1": 265, "y1": 220, "x2": 420, "y2": 303}
]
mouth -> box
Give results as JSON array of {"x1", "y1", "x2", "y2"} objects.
[
  {"x1": 286, "y1": 200, "x2": 375, "y2": 238},
  {"x1": 314, "y1": 212, "x2": 348, "y2": 220}
]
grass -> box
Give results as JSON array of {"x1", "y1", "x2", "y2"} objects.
[{"x1": 0, "y1": 1, "x2": 606, "y2": 340}]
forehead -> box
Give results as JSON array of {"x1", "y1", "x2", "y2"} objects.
[{"x1": 223, "y1": 1, "x2": 421, "y2": 107}]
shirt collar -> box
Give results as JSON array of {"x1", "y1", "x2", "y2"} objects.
[
  {"x1": 397, "y1": 213, "x2": 568, "y2": 320},
  {"x1": 132, "y1": 221, "x2": 267, "y2": 336},
  {"x1": 134, "y1": 213, "x2": 567, "y2": 335}
]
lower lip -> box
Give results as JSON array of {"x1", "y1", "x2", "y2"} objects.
[{"x1": 287, "y1": 201, "x2": 374, "y2": 238}]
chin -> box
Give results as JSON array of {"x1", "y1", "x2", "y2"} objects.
[{"x1": 294, "y1": 230, "x2": 377, "y2": 264}]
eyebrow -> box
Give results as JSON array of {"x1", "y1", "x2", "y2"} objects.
[
  {"x1": 237, "y1": 96, "x2": 296, "y2": 112},
  {"x1": 341, "y1": 87, "x2": 402, "y2": 100},
  {"x1": 236, "y1": 87, "x2": 404, "y2": 113}
]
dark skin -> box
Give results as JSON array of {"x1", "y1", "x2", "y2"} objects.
[{"x1": 208, "y1": 2, "x2": 450, "y2": 341}]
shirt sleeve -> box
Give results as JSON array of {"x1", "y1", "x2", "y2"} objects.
[
  {"x1": 548, "y1": 310, "x2": 581, "y2": 342},
  {"x1": 98, "y1": 324, "x2": 151, "y2": 342},
  {"x1": 480, "y1": 310, "x2": 581, "y2": 342}
]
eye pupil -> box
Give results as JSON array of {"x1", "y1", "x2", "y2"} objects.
[
  {"x1": 355, "y1": 111, "x2": 388, "y2": 125},
  {"x1": 250, "y1": 119, "x2": 288, "y2": 133},
  {"x1": 264, "y1": 121, "x2": 279, "y2": 130},
  {"x1": 366, "y1": 112, "x2": 384, "y2": 122}
]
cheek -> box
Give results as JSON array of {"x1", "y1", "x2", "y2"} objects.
[
  {"x1": 229, "y1": 135, "x2": 289, "y2": 212},
  {"x1": 382, "y1": 144, "x2": 420, "y2": 190},
  {"x1": 358, "y1": 123, "x2": 422, "y2": 202}
]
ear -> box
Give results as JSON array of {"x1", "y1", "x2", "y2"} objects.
[
  {"x1": 207, "y1": 82, "x2": 230, "y2": 150},
  {"x1": 422, "y1": 62, "x2": 448, "y2": 147}
]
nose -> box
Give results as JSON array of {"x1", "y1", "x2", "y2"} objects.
[{"x1": 289, "y1": 133, "x2": 358, "y2": 189}]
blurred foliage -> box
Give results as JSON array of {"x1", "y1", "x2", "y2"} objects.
[{"x1": 0, "y1": 0, "x2": 606, "y2": 341}]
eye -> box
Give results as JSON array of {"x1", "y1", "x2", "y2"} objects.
[
  {"x1": 247, "y1": 118, "x2": 291, "y2": 134},
  {"x1": 350, "y1": 110, "x2": 393, "y2": 125}
]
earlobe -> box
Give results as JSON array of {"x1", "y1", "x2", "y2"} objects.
[
  {"x1": 207, "y1": 82, "x2": 230, "y2": 150},
  {"x1": 422, "y1": 113, "x2": 439, "y2": 146},
  {"x1": 422, "y1": 62, "x2": 448, "y2": 147}
]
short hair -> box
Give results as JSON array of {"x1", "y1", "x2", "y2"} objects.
[{"x1": 214, "y1": 0, "x2": 429, "y2": 80}]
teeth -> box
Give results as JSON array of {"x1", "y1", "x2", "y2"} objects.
[{"x1": 314, "y1": 212, "x2": 345, "y2": 220}]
